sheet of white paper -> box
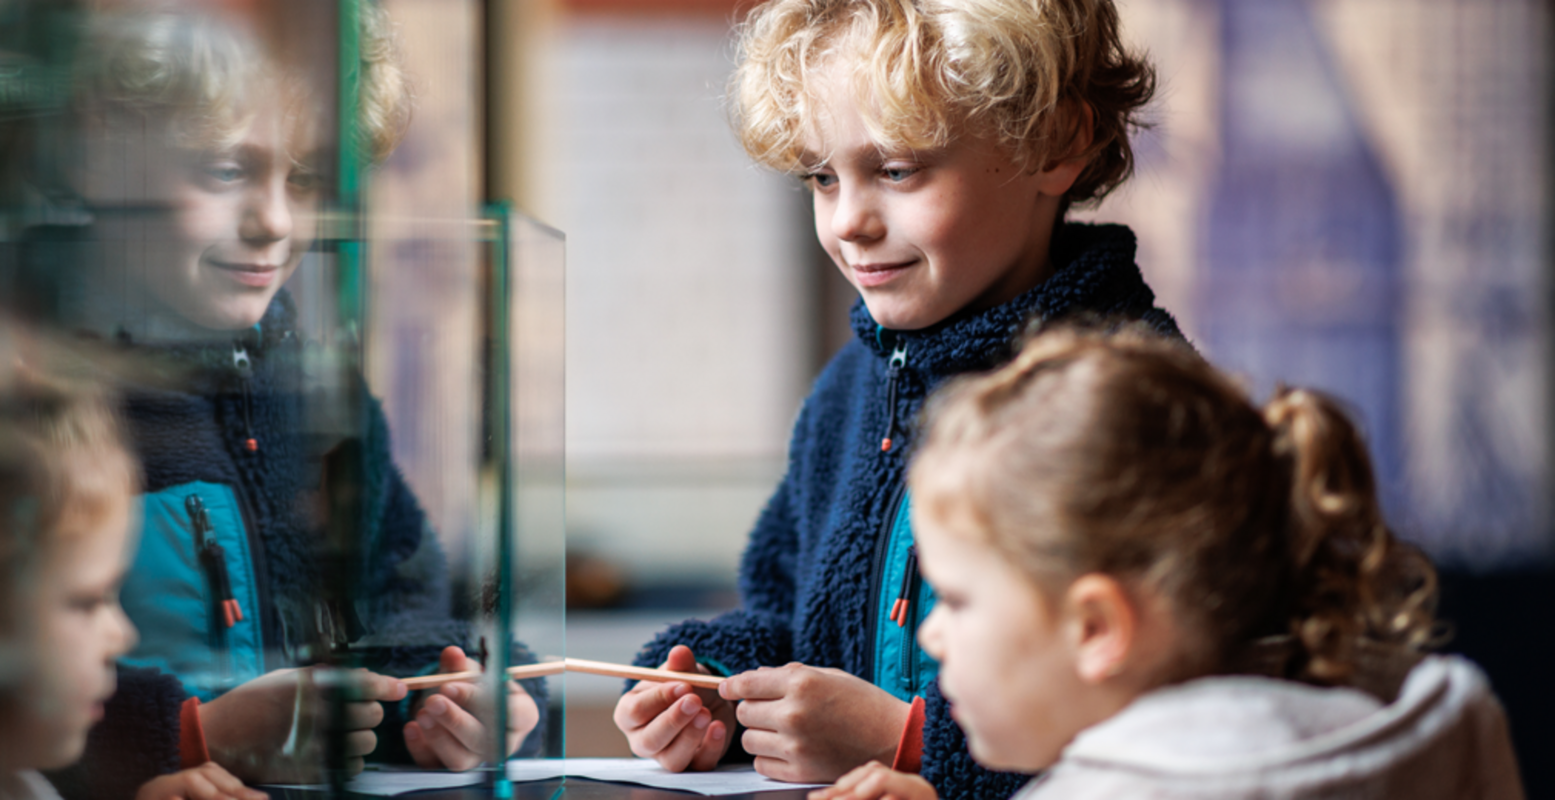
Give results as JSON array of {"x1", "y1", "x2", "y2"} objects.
[
  {"x1": 508, "y1": 758, "x2": 827, "y2": 796},
  {"x1": 264, "y1": 767, "x2": 484, "y2": 796},
  {"x1": 266, "y1": 758, "x2": 824, "y2": 797}
]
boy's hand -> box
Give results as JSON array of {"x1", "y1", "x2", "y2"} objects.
[
  {"x1": 808, "y1": 762, "x2": 937, "y2": 800},
  {"x1": 404, "y1": 646, "x2": 541, "y2": 771},
  {"x1": 720, "y1": 663, "x2": 909, "y2": 783},
  {"x1": 134, "y1": 761, "x2": 269, "y2": 800},
  {"x1": 200, "y1": 666, "x2": 407, "y2": 783},
  {"x1": 612, "y1": 645, "x2": 734, "y2": 772}
]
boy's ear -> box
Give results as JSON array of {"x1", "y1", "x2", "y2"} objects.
[
  {"x1": 1034, "y1": 100, "x2": 1095, "y2": 198},
  {"x1": 1063, "y1": 573, "x2": 1136, "y2": 685}
]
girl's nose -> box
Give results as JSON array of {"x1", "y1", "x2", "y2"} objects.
[
  {"x1": 110, "y1": 602, "x2": 139, "y2": 657},
  {"x1": 240, "y1": 175, "x2": 293, "y2": 244},
  {"x1": 917, "y1": 605, "x2": 946, "y2": 661},
  {"x1": 830, "y1": 185, "x2": 884, "y2": 243}
]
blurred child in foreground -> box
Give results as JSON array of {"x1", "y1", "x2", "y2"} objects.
[
  {"x1": 813, "y1": 326, "x2": 1523, "y2": 800},
  {"x1": 0, "y1": 321, "x2": 266, "y2": 800}
]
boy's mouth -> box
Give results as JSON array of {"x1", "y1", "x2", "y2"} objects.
[
  {"x1": 209, "y1": 260, "x2": 283, "y2": 289},
  {"x1": 850, "y1": 260, "x2": 916, "y2": 288}
]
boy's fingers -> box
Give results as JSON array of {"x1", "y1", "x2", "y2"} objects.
[
  {"x1": 404, "y1": 721, "x2": 438, "y2": 767},
  {"x1": 739, "y1": 727, "x2": 789, "y2": 762},
  {"x1": 687, "y1": 720, "x2": 728, "y2": 772},
  {"x1": 420, "y1": 693, "x2": 486, "y2": 754},
  {"x1": 720, "y1": 668, "x2": 788, "y2": 701},
  {"x1": 414, "y1": 719, "x2": 482, "y2": 771},
  {"x1": 350, "y1": 669, "x2": 408, "y2": 702},
  {"x1": 184, "y1": 772, "x2": 218, "y2": 800},
  {"x1": 663, "y1": 645, "x2": 699, "y2": 673},
  {"x1": 734, "y1": 697, "x2": 785, "y2": 733},
  {"x1": 344, "y1": 729, "x2": 378, "y2": 759},
  {"x1": 631, "y1": 693, "x2": 705, "y2": 757},
  {"x1": 649, "y1": 709, "x2": 713, "y2": 772},
  {"x1": 616, "y1": 681, "x2": 691, "y2": 730},
  {"x1": 440, "y1": 645, "x2": 479, "y2": 674},
  {"x1": 343, "y1": 699, "x2": 385, "y2": 730}
]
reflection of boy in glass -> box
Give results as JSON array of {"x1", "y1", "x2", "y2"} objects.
[{"x1": 5, "y1": 6, "x2": 541, "y2": 793}]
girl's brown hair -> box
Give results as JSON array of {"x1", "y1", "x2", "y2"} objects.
[
  {"x1": 0, "y1": 324, "x2": 137, "y2": 645},
  {"x1": 911, "y1": 324, "x2": 1437, "y2": 687},
  {"x1": 732, "y1": 0, "x2": 1155, "y2": 206}
]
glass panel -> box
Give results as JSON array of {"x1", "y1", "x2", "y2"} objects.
[{"x1": 0, "y1": 0, "x2": 564, "y2": 793}]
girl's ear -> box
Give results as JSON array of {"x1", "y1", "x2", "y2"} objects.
[
  {"x1": 1063, "y1": 573, "x2": 1136, "y2": 684},
  {"x1": 1034, "y1": 100, "x2": 1095, "y2": 198}
]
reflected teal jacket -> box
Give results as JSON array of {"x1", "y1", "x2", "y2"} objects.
[
  {"x1": 50, "y1": 292, "x2": 544, "y2": 800},
  {"x1": 634, "y1": 223, "x2": 1185, "y2": 800}
]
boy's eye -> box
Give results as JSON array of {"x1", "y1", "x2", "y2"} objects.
[
  {"x1": 203, "y1": 164, "x2": 245, "y2": 184},
  {"x1": 802, "y1": 172, "x2": 837, "y2": 189},
  {"x1": 288, "y1": 170, "x2": 323, "y2": 193},
  {"x1": 882, "y1": 165, "x2": 918, "y2": 182}
]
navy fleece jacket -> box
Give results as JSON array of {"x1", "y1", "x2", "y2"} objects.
[
  {"x1": 633, "y1": 223, "x2": 1183, "y2": 800},
  {"x1": 46, "y1": 292, "x2": 546, "y2": 800}
]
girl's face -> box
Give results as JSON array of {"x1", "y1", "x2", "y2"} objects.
[
  {"x1": 799, "y1": 63, "x2": 1074, "y2": 331},
  {"x1": 80, "y1": 103, "x2": 322, "y2": 333},
  {"x1": 914, "y1": 498, "x2": 1095, "y2": 773},
  {"x1": 0, "y1": 461, "x2": 137, "y2": 772}
]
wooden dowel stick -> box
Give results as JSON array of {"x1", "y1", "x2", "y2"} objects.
[
  {"x1": 397, "y1": 657, "x2": 721, "y2": 690},
  {"x1": 562, "y1": 657, "x2": 724, "y2": 689}
]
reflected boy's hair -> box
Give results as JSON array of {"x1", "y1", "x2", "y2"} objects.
[
  {"x1": 732, "y1": 0, "x2": 1155, "y2": 206},
  {"x1": 0, "y1": 320, "x2": 137, "y2": 658},
  {"x1": 911, "y1": 324, "x2": 1438, "y2": 689},
  {"x1": 29, "y1": 1, "x2": 410, "y2": 188}
]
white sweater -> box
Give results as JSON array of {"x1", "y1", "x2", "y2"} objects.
[
  {"x1": 0, "y1": 772, "x2": 62, "y2": 800},
  {"x1": 1018, "y1": 655, "x2": 1523, "y2": 799}
]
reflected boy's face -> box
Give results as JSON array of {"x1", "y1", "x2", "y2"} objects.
[
  {"x1": 0, "y1": 452, "x2": 137, "y2": 771},
  {"x1": 80, "y1": 104, "x2": 322, "y2": 332},
  {"x1": 799, "y1": 64, "x2": 1070, "y2": 331}
]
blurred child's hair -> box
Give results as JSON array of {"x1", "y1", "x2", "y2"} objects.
[
  {"x1": 911, "y1": 324, "x2": 1438, "y2": 688},
  {"x1": 732, "y1": 0, "x2": 1154, "y2": 205},
  {"x1": 0, "y1": 321, "x2": 137, "y2": 648}
]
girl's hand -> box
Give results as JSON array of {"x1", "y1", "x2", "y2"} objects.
[
  {"x1": 720, "y1": 663, "x2": 910, "y2": 783},
  {"x1": 403, "y1": 646, "x2": 541, "y2": 770},
  {"x1": 809, "y1": 762, "x2": 937, "y2": 800},
  {"x1": 134, "y1": 762, "x2": 269, "y2": 800},
  {"x1": 612, "y1": 645, "x2": 734, "y2": 772}
]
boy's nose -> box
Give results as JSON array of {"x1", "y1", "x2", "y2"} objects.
[
  {"x1": 240, "y1": 177, "x2": 294, "y2": 245},
  {"x1": 830, "y1": 187, "x2": 884, "y2": 242}
]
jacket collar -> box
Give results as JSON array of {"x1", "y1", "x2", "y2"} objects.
[{"x1": 849, "y1": 222, "x2": 1155, "y2": 378}]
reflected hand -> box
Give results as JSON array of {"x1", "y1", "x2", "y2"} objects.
[
  {"x1": 199, "y1": 666, "x2": 406, "y2": 783},
  {"x1": 134, "y1": 762, "x2": 270, "y2": 800},
  {"x1": 720, "y1": 663, "x2": 909, "y2": 783},
  {"x1": 403, "y1": 646, "x2": 540, "y2": 771},
  {"x1": 612, "y1": 645, "x2": 733, "y2": 772},
  {"x1": 808, "y1": 763, "x2": 937, "y2": 800}
]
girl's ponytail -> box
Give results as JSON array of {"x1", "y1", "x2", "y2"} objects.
[{"x1": 1264, "y1": 389, "x2": 1438, "y2": 686}]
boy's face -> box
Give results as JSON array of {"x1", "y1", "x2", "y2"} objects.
[
  {"x1": 0, "y1": 455, "x2": 137, "y2": 771},
  {"x1": 914, "y1": 495, "x2": 1094, "y2": 773},
  {"x1": 800, "y1": 65, "x2": 1071, "y2": 331},
  {"x1": 79, "y1": 102, "x2": 322, "y2": 332}
]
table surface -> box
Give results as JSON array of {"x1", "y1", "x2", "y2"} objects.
[{"x1": 264, "y1": 777, "x2": 815, "y2": 800}]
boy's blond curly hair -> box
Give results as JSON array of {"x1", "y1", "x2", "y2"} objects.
[{"x1": 732, "y1": 0, "x2": 1154, "y2": 205}]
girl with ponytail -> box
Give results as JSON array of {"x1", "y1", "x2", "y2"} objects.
[{"x1": 814, "y1": 324, "x2": 1524, "y2": 800}]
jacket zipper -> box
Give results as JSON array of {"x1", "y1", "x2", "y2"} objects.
[
  {"x1": 879, "y1": 341, "x2": 908, "y2": 453},
  {"x1": 893, "y1": 545, "x2": 920, "y2": 693},
  {"x1": 185, "y1": 495, "x2": 245, "y2": 645},
  {"x1": 861, "y1": 480, "x2": 908, "y2": 686}
]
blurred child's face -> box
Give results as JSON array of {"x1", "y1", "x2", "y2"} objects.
[
  {"x1": 79, "y1": 103, "x2": 322, "y2": 332},
  {"x1": 914, "y1": 498, "x2": 1096, "y2": 773},
  {"x1": 0, "y1": 457, "x2": 137, "y2": 772},
  {"x1": 800, "y1": 64, "x2": 1069, "y2": 330}
]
